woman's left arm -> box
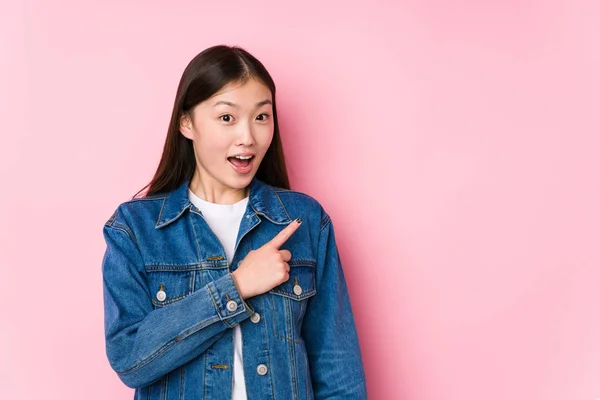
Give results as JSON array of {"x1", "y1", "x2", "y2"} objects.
[{"x1": 301, "y1": 213, "x2": 368, "y2": 399}]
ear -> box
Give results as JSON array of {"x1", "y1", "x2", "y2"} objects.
[{"x1": 179, "y1": 113, "x2": 194, "y2": 140}]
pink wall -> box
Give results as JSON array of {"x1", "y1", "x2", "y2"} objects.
[{"x1": 1, "y1": 1, "x2": 599, "y2": 399}]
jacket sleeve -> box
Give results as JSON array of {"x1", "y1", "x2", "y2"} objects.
[
  {"x1": 101, "y1": 219, "x2": 254, "y2": 389},
  {"x1": 300, "y1": 213, "x2": 368, "y2": 399}
]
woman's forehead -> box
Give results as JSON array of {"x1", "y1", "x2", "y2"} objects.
[{"x1": 212, "y1": 78, "x2": 271, "y2": 100}]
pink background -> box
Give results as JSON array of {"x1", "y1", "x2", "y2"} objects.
[{"x1": 1, "y1": 1, "x2": 599, "y2": 399}]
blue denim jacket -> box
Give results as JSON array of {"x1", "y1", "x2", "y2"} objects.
[{"x1": 101, "y1": 176, "x2": 367, "y2": 399}]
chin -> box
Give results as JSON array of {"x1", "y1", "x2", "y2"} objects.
[{"x1": 228, "y1": 173, "x2": 255, "y2": 187}]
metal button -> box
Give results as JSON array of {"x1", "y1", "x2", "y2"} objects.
[
  {"x1": 156, "y1": 284, "x2": 166, "y2": 302},
  {"x1": 256, "y1": 364, "x2": 268, "y2": 375},
  {"x1": 293, "y1": 284, "x2": 303, "y2": 296},
  {"x1": 250, "y1": 312, "x2": 261, "y2": 323},
  {"x1": 246, "y1": 214, "x2": 251, "y2": 218},
  {"x1": 226, "y1": 300, "x2": 238, "y2": 312}
]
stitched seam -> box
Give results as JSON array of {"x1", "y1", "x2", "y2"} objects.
[
  {"x1": 287, "y1": 297, "x2": 299, "y2": 398},
  {"x1": 198, "y1": 264, "x2": 230, "y2": 269},
  {"x1": 152, "y1": 293, "x2": 188, "y2": 307},
  {"x1": 269, "y1": 289, "x2": 316, "y2": 300},
  {"x1": 107, "y1": 223, "x2": 139, "y2": 247},
  {"x1": 180, "y1": 366, "x2": 185, "y2": 400},
  {"x1": 106, "y1": 210, "x2": 118, "y2": 226},
  {"x1": 116, "y1": 340, "x2": 174, "y2": 374},
  {"x1": 206, "y1": 284, "x2": 223, "y2": 320},
  {"x1": 261, "y1": 295, "x2": 276, "y2": 400},
  {"x1": 111, "y1": 221, "x2": 134, "y2": 237},
  {"x1": 247, "y1": 191, "x2": 287, "y2": 224},
  {"x1": 230, "y1": 327, "x2": 235, "y2": 391},
  {"x1": 289, "y1": 259, "x2": 317, "y2": 267},
  {"x1": 156, "y1": 197, "x2": 168, "y2": 226},
  {"x1": 190, "y1": 270, "x2": 196, "y2": 294},
  {"x1": 271, "y1": 293, "x2": 301, "y2": 344},
  {"x1": 145, "y1": 263, "x2": 228, "y2": 270},
  {"x1": 145, "y1": 264, "x2": 202, "y2": 270},
  {"x1": 253, "y1": 210, "x2": 290, "y2": 225},
  {"x1": 189, "y1": 213, "x2": 203, "y2": 263},
  {"x1": 177, "y1": 316, "x2": 221, "y2": 341},
  {"x1": 273, "y1": 191, "x2": 292, "y2": 220},
  {"x1": 116, "y1": 316, "x2": 219, "y2": 375},
  {"x1": 304, "y1": 345, "x2": 311, "y2": 399},
  {"x1": 230, "y1": 273, "x2": 254, "y2": 314},
  {"x1": 107, "y1": 225, "x2": 133, "y2": 241},
  {"x1": 320, "y1": 214, "x2": 331, "y2": 232},
  {"x1": 269, "y1": 294, "x2": 280, "y2": 341},
  {"x1": 203, "y1": 349, "x2": 207, "y2": 399},
  {"x1": 157, "y1": 204, "x2": 191, "y2": 228},
  {"x1": 274, "y1": 329, "x2": 301, "y2": 344},
  {"x1": 161, "y1": 373, "x2": 168, "y2": 400}
]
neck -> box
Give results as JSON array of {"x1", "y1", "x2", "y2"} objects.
[{"x1": 188, "y1": 172, "x2": 249, "y2": 205}]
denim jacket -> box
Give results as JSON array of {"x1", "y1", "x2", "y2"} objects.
[{"x1": 101, "y1": 176, "x2": 367, "y2": 399}]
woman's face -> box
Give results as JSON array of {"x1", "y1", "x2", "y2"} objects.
[{"x1": 180, "y1": 78, "x2": 274, "y2": 198}]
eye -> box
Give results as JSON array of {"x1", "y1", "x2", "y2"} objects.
[
  {"x1": 256, "y1": 113, "x2": 271, "y2": 121},
  {"x1": 220, "y1": 114, "x2": 234, "y2": 123}
]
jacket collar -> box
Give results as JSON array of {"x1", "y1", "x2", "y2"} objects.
[{"x1": 155, "y1": 176, "x2": 291, "y2": 228}]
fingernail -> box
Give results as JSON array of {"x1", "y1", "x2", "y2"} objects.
[{"x1": 295, "y1": 217, "x2": 302, "y2": 224}]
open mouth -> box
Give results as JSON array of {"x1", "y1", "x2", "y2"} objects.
[{"x1": 227, "y1": 155, "x2": 255, "y2": 173}]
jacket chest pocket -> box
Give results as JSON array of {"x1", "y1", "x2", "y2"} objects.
[
  {"x1": 268, "y1": 261, "x2": 317, "y2": 344},
  {"x1": 145, "y1": 266, "x2": 195, "y2": 308}
]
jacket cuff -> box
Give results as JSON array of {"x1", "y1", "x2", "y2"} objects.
[{"x1": 207, "y1": 272, "x2": 254, "y2": 328}]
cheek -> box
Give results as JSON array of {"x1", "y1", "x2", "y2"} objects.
[
  {"x1": 257, "y1": 126, "x2": 275, "y2": 148},
  {"x1": 194, "y1": 135, "x2": 229, "y2": 161}
]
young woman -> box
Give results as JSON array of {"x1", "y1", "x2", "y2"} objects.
[{"x1": 101, "y1": 45, "x2": 367, "y2": 400}]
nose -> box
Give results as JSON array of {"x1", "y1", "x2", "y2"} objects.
[{"x1": 236, "y1": 122, "x2": 256, "y2": 146}]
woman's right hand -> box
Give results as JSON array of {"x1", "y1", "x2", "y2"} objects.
[{"x1": 231, "y1": 218, "x2": 303, "y2": 299}]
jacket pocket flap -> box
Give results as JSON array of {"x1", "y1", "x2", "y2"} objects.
[
  {"x1": 269, "y1": 260, "x2": 317, "y2": 301},
  {"x1": 145, "y1": 268, "x2": 192, "y2": 307}
]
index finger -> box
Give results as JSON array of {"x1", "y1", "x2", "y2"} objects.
[{"x1": 267, "y1": 218, "x2": 302, "y2": 249}]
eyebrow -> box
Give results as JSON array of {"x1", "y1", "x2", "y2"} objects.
[{"x1": 212, "y1": 100, "x2": 272, "y2": 108}]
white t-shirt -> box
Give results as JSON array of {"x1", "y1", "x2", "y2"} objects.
[{"x1": 188, "y1": 188, "x2": 249, "y2": 400}]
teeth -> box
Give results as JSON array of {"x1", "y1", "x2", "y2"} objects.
[{"x1": 234, "y1": 155, "x2": 252, "y2": 159}]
